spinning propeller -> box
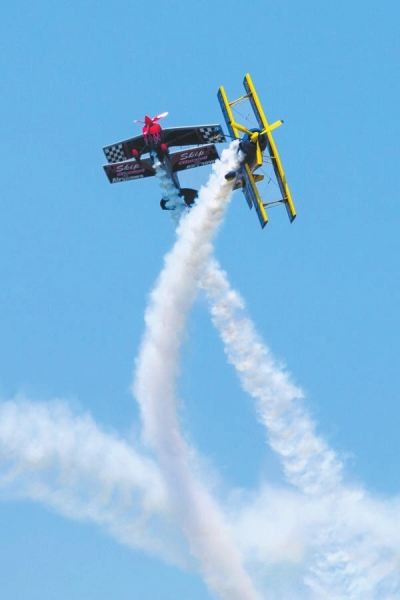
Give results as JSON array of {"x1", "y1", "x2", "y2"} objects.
[{"x1": 230, "y1": 119, "x2": 283, "y2": 167}]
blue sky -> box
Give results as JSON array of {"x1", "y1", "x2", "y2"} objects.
[{"x1": 1, "y1": 1, "x2": 400, "y2": 599}]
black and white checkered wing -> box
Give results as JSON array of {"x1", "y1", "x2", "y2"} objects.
[
  {"x1": 103, "y1": 143, "x2": 126, "y2": 164},
  {"x1": 198, "y1": 125, "x2": 226, "y2": 144},
  {"x1": 103, "y1": 134, "x2": 148, "y2": 164}
]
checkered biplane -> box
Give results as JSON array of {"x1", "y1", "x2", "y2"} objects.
[
  {"x1": 102, "y1": 112, "x2": 226, "y2": 211},
  {"x1": 218, "y1": 74, "x2": 296, "y2": 229}
]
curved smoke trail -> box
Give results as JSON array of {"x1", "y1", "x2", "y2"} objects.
[
  {"x1": 0, "y1": 143, "x2": 395, "y2": 598},
  {"x1": 133, "y1": 144, "x2": 263, "y2": 600},
  {"x1": 0, "y1": 398, "x2": 181, "y2": 561},
  {"x1": 201, "y1": 258, "x2": 400, "y2": 599}
]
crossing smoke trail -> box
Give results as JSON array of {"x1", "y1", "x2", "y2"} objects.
[
  {"x1": 133, "y1": 143, "x2": 263, "y2": 600},
  {"x1": 0, "y1": 167, "x2": 398, "y2": 598},
  {"x1": 201, "y1": 259, "x2": 400, "y2": 599},
  {"x1": 0, "y1": 397, "x2": 187, "y2": 562}
]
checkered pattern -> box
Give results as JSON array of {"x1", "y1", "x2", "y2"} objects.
[
  {"x1": 103, "y1": 143, "x2": 126, "y2": 164},
  {"x1": 199, "y1": 126, "x2": 226, "y2": 144}
]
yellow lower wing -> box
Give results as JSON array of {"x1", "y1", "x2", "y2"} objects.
[{"x1": 243, "y1": 164, "x2": 268, "y2": 228}]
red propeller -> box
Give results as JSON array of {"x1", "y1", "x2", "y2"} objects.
[{"x1": 134, "y1": 112, "x2": 168, "y2": 125}]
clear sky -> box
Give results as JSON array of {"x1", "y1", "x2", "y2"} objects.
[{"x1": 1, "y1": 1, "x2": 399, "y2": 599}]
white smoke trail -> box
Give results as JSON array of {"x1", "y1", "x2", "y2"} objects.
[
  {"x1": 201, "y1": 259, "x2": 400, "y2": 599},
  {"x1": 154, "y1": 160, "x2": 186, "y2": 224},
  {"x1": 0, "y1": 145, "x2": 398, "y2": 598},
  {"x1": 1, "y1": 398, "x2": 399, "y2": 598},
  {"x1": 133, "y1": 143, "x2": 263, "y2": 600},
  {"x1": 201, "y1": 259, "x2": 342, "y2": 495},
  {"x1": 0, "y1": 396, "x2": 190, "y2": 565}
]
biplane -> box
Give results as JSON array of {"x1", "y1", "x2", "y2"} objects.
[
  {"x1": 218, "y1": 73, "x2": 296, "y2": 228},
  {"x1": 102, "y1": 113, "x2": 226, "y2": 211}
]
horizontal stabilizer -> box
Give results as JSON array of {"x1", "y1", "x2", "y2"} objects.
[{"x1": 233, "y1": 173, "x2": 264, "y2": 190}]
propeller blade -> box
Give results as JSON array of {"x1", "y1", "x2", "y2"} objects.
[
  {"x1": 231, "y1": 121, "x2": 265, "y2": 165},
  {"x1": 230, "y1": 121, "x2": 252, "y2": 136},
  {"x1": 134, "y1": 112, "x2": 168, "y2": 125},
  {"x1": 255, "y1": 140, "x2": 263, "y2": 167},
  {"x1": 249, "y1": 131, "x2": 259, "y2": 143},
  {"x1": 153, "y1": 111, "x2": 168, "y2": 121}
]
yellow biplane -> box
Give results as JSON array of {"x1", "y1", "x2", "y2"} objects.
[{"x1": 218, "y1": 73, "x2": 296, "y2": 229}]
